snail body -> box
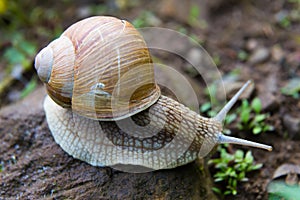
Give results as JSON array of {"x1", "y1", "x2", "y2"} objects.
[{"x1": 35, "y1": 16, "x2": 272, "y2": 171}]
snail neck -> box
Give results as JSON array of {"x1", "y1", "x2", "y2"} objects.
[{"x1": 149, "y1": 95, "x2": 222, "y2": 159}]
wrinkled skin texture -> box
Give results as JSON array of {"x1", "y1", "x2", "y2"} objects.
[{"x1": 44, "y1": 94, "x2": 221, "y2": 172}]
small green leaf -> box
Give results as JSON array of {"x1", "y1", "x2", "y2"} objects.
[
  {"x1": 132, "y1": 18, "x2": 144, "y2": 28},
  {"x1": 189, "y1": 4, "x2": 200, "y2": 21},
  {"x1": 232, "y1": 179, "x2": 237, "y2": 188},
  {"x1": 237, "y1": 50, "x2": 248, "y2": 61},
  {"x1": 237, "y1": 124, "x2": 244, "y2": 130},
  {"x1": 224, "y1": 190, "x2": 232, "y2": 195},
  {"x1": 232, "y1": 189, "x2": 237, "y2": 195},
  {"x1": 4, "y1": 47, "x2": 26, "y2": 65},
  {"x1": 263, "y1": 125, "x2": 274, "y2": 132},
  {"x1": 19, "y1": 40, "x2": 37, "y2": 56},
  {"x1": 234, "y1": 150, "x2": 244, "y2": 162},
  {"x1": 238, "y1": 171, "x2": 245, "y2": 180},
  {"x1": 240, "y1": 108, "x2": 250, "y2": 123},
  {"x1": 244, "y1": 151, "x2": 254, "y2": 163},
  {"x1": 212, "y1": 187, "x2": 222, "y2": 194},
  {"x1": 253, "y1": 126, "x2": 262, "y2": 134},
  {"x1": 241, "y1": 99, "x2": 249, "y2": 108},
  {"x1": 225, "y1": 113, "x2": 237, "y2": 125},
  {"x1": 214, "y1": 177, "x2": 224, "y2": 182},
  {"x1": 20, "y1": 77, "x2": 37, "y2": 98},
  {"x1": 251, "y1": 97, "x2": 262, "y2": 113},
  {"x1": 254, "y1": 114, "x2": 267, "y2": 122},
  {"x1": 200, "y1": 102, "x2": 211, "y2": 113},
  {"x1": 251, "y1": 163, "x2": 263, "y2": 170}
]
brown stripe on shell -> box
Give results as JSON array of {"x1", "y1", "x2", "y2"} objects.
[
  {"x1": 63, "y1": 16, "x2": 160, "y2": 120},
  {"x1": 46, "y1": 36, "x2": 75, "y2": 108}
]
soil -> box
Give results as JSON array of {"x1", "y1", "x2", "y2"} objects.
[{"x1": 0, "y1": 0, "x2": 300, "y2": 199}]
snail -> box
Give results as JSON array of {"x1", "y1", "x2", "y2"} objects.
[{"x1": 35, "y1": 16, "x2": 272, "y2": 171}]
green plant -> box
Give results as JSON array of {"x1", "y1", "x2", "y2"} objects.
[
  {"x1": 188, "y1": 4, "x2": 207, "y2": 29},
  {"x1": 200, "y1": 80, "x2": 273, "y2": 135},
  {"x1": 278, "y1": 14, "x2": 291, "y2": 28},
  {"x1": 0, "y1": 33, "x2": 38, "y2": 98},
  {"x1": 275, "y1": 0, "x2": 300, "y2": 29},
  {"x1": 237, "y1": 50, "x2": 249, "y2": 62},
  {"x1": 237, "y1": 97, "x2": 274, "y2": 134},
  {"x1": 200, "y1": 101, "x2": 237, "y2": 124},
  {"x1": 212, "y1": 54, "x2": 221, "y2": 66},
  {"x1": 3, "y1": 33, "x2": 37, "y2": 67},
  {"x1": 201, "y1": 82, "x2": 238, "y2": 134},
  {"x1": 20, "y1": 76, "x2": 37, "y2": 99},
  {"x1": 131, "y1": 11, "x2": 159, "y2": 28},
  {"x1": 209, "y1": 146, "x2": 263, "y2": 196}
]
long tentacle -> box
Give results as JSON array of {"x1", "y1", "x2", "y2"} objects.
[{"x1": 214, "y1": 80, "x2": 252, "y2": 123}]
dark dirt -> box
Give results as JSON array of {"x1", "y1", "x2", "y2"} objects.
[{"x1": 0, "y1": 0, "x2": 300, "y2": 199}]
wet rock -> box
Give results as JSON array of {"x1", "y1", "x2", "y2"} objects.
[
  {"x1": 216, "y1": 80, "x2": 254, "y2": 101},
  {"x1": 158, "y1": 0, "x2": 207, "y2": 27},
  {"x1": 248, "y1": 47, "x2": 270, "y2": 65},
  {"x1": 77, "y1": 6, "x2": 92, "y2": 18},
  {"x1": 271, "y1": 45, "x2": 285, "y2": 62},
  {"x1": 257, "y1": 75, "x2": 279, "y2": 110},
  {"x1": 246, "y1": 39, "x2": 259, "y2": 51},
  {"x1": 274, "y1": 10, "x2": 290, "y2": 26},
  {"x1": 283, "y1": 114, "x2": 300, "y2": 140},
  {"x1": 159, "y1": 0, "x2": 192, "y2": 24},
  {"x1": 0, "y1": 87, "x2": 217, "y2": 199},
  {"x1": 258, "y1": 92, "x2": 277, "y2": 111},
  {"x1": 281, "y1": 77, "x2": 300, "y2": 98},
  {"x1": 284, "y1": 50, "x2": 300, "y2": 70},
  {"x1": 7, "y1": 90, "x2": 21, "y2": 102}
]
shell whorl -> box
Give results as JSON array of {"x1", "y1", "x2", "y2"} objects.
[
  {"x1": 35, "y1": 16, "x2": 160, "y2": 120},
  {"x1": 34, "y1": 46, "x2": 53, "y2": 83},
  {"x1": 35, "y1": 36, "x2": 75, "y2": 107}
]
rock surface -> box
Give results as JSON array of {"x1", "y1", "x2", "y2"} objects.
[
  {"x1": 249, "y1": 47, "x2": 270, "y2": 65},
  {"x1": 0, "y1": 87, "x2": 217, "y2": 199}
]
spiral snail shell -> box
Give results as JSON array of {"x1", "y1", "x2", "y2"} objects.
[
  {"x1": 35, "y1": 16, "x2": 272, "y2": 171},
  {"x1": 35, "y1": 16, "x2": 160, "y2": 120}
]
